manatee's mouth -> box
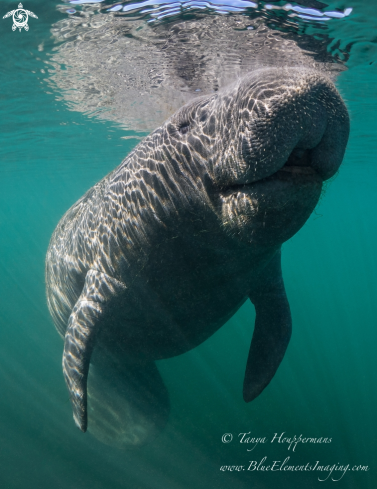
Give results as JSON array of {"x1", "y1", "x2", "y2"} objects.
[
  {"x1": 218, "y1": 145, "x2": 324, "y2": 247},
  {"x1": 265, "y1": 146, "x2": 323, "y2": 180},
  {"x1": 278, "y1": 147, "x2": 321, "y2": 177},
  {"x1": 225, "y1": 147, "x2": 322, "y2": 194},
  {"x1": 276, "y1": 165, "x2": 319, "y2": 177}
]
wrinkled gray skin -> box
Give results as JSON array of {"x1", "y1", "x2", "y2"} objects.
[{"x1": 46, "y1": 67, "x2": 349, "y2": 448}]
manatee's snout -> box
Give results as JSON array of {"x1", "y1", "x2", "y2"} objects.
[
  {"x1": 214, "y1": 67, "x2": 349, "y2": 188},
  {"x1": 216, "y1": 68, "x2": 349, "y2": 246}
]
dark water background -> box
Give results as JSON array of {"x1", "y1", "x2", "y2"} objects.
[{"x1": 0, "y1": 0, "x2": 376, "y2": 487}]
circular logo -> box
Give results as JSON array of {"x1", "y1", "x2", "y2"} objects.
[
  {"x1": 3, "y1": 3, "x2": 38, "y2": 32},
  {"x1": 12, "y1": 8, "x2": 28, "y2": 31}
]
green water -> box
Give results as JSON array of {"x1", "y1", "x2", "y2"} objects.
[{"x1": 0, "y1": 1, "x2": 376, "y2": 488}]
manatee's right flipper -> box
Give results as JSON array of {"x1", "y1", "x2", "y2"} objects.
[
  {"x1": 244, "y1": 251, "x2": 292, "y2": 402},
  {"x1": 63, "y1": 269, "x2": 127, "y2": 432}
]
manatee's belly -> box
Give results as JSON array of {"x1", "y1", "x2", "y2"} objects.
[
  {"x1": 141, "y1": 290, "x2": 249, "y2": 359},
  {"x1": 97, "y1": 269, "x2": 255, "y2": 361},
  {"x1": 95, "y1": 237, "x2": 277, "y2": 360}
]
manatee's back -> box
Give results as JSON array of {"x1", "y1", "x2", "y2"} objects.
[
  {"x1": 45, "y1": 132, "x2": 165, "y2": 338},
  {"x1": 45, "y1": 182, "x2": 105, "y2": 337},
  {"x1": 45, "y1": 148, "x2": 174, "y2": 447}
]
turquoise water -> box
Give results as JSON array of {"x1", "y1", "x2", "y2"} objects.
[{"x1": 0, "y1": 0, "x2": 376, "y2": 487}]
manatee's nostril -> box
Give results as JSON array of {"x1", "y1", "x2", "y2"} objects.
[{"x1": 284, "y1": 148, "x2": 311, "y2": 168}]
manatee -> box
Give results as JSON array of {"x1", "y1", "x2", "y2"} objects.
[{"x1": 46, "y1": 67, "x2": 349, "y2": 448}]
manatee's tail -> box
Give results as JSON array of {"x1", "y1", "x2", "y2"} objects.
[
  {"x1": 63, "y1": 269, "x2": 169, "y2": 447},
  {"x1": 87, "y1": 349, "x2": 170, "y2": 448}
]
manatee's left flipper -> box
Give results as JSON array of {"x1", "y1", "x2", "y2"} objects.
[
  {"x1": 63, "y1": 269, "x2": 126, "y2": 432},
  {"x1": 244, "y1": 251, "x2": 292, "y2": 402}
]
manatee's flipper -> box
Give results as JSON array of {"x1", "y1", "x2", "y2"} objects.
[
  {"x1": 87, "y1": 348, "x2": 170, "y2": 448},
  {"x1": 63, "y1": 269, "x2": 126, "y2": 431},
  {"x1": 244, "y1": 251, "x2": 292, "y2": 402}
]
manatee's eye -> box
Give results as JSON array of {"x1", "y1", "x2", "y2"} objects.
[{"x1": 178, "y1": 122, "x2": 190, "y2": 134}]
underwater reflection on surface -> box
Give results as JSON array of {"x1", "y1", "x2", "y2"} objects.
[{"x1": 48, "y1": 0, "x2": 352, "y2": 131}]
